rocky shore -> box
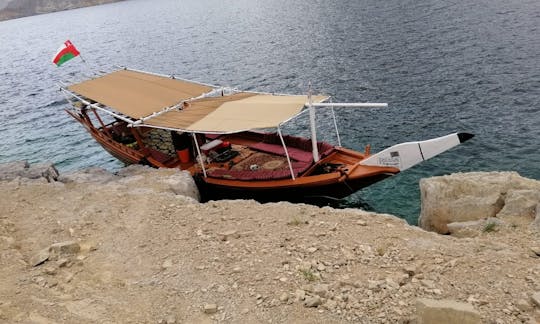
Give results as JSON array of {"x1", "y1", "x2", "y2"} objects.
[
  {"x1": 0, "y1": 162, "x2": 539, "y2": 323},
  {"x1": 0, "y1": 0, "x2": 125, "y2": 21}
]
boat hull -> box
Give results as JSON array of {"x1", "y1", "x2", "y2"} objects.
[
  {"x1": 66, "y1": 108, "x2": 400, "y2": 203},
  {"x1": 196, "y1": 172, "x2": 395, "y2": 203}
]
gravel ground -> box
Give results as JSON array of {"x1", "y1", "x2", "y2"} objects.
[{"x1": 1, "y1": 178, "x2": 539, "y2": 323}]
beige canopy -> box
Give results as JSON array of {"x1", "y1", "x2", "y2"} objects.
[
  {"x1": 68, "y1": 69, "x2": 328, "y2": 133},
  {"x1": 68, "y1": 69, "x2": 213, "y2": 119}
]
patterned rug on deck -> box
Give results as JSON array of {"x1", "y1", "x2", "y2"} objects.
[{"x1": 231, "y1": 152, "x2": 288, "y2": 171}]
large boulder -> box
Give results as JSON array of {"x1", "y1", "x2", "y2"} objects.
[{"x1": 419, "y1": 172, "x2": 540, "y2": 234}]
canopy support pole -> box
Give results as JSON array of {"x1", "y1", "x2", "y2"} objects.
[
  {"x1": 192, "y1": 133, "x2": 207, "y2": 177},
  {"x1": 307, "y1": 84, "x2": 320, "y2": 163},
  {"x1": 277, "y1": 127, "x2": 296, "y2": 181},
  {"x1": 331, "y1": 106, "x2": 341, "y2": 147},
  {"x1": 329, "y1": 96, "x2": 342, "y2": 146}
]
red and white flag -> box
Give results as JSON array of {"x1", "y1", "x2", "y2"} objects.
[{"x1": 52, "y1": 40, "x2": 80, "y2": 67}]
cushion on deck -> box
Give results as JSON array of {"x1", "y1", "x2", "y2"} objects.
[
  {"x1": 249, "y1": 142, "x2": 314, "y2": 163},
  {"x1": 259, "y1": 133, "x2": 334, "y2": 159}
]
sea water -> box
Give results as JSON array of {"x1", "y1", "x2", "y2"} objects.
[{"x1": 0, "y1": 0, "x2": 539, "y2": 223}]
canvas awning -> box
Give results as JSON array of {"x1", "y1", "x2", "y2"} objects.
[
  {"x1": 145, "y1": 93, "x2": 328, "y2": 133},
  {"x1": 67, "y1": 69, "x2": 328, "y2": 133},
  {"x1": 68, "y1": 69, "x2": 213, "y2": 119}
]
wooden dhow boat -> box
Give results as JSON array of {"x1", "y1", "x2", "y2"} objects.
[{"x1": 61, "y1": 68, "x2": 473, "y2": 202}]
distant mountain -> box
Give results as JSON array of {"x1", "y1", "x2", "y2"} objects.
[{"x1": 0, "y1": 0, "x2": 126, "y2": 21}]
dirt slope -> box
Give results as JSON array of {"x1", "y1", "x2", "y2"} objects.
[{"x1": 0, "y1": 179, "x2": 539, "y2": 323}]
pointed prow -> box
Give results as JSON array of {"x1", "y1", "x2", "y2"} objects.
[
  {"x1": 360, "y1": 132, "x2": 474, "y2": 171},
  {"x1": 457, "y1": 132, "x2": 474, "y2": 143}
]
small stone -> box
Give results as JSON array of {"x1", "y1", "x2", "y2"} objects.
[
  {"x1": 304, "y1": 295, "x2": 323, "y2": 307},
  {"x1": 43, "y1": 266, "x2": 57, "y2": 275},
  {"x1": 165, "y1": 314, "x2": 176, "y2": 324},
  {"x1": 368, "y1": 280, "x2": 383, "y2": 292},
  {"x1": 356, "y1": 220, "x2": 367, "y2": 226},
  {"x1": 516, "y1": 299, "x2": 532, "y2": 312},
  {"x1": 312, "y1": 284, "x2": 329, "y2": 298},
  {"x1": 403, "y1": 265, "x2": 417, "y2": 277},
  {"x1": 30, "y1": 248, "x2": 50, "y2": 267},
  {"x1": 421, "y1": 279, "x2": 435, "y2": 289},
  {"x1": 203, "y1": 304, "x2": 218, "y2": 314},
  {"x1": 531, "y1": 292, "x2": 540, "y2": 307},
  {"x1": 323, "y1": 299, "x2": 337, "y2": 310},
  {"x1": 531, "y1": 247, "x2": 540, "y2": 257},
  {"x1": 218, "y1": 230, "x2": 238, "y2": 241},
  {"x1": 162, "y1": 259, "x2": 173, "y2": 270},
  {"x1": 432, "y1": 289, "x2": 442, "y2": 295},
  {"x1": 295, "y1": 289, "x2": 306, "y2": 301},
  {"x1": 279, "y1": 293, "x2": 289, "y2": 302},
  {"x1": 79, "y1": 241, "x2": 97, "y2": 252},
  {"x1": 65, "y1": 272, "x2": 74, "y2": 283},
  {"x1": 307, "y1": 247, "x2": 318, "y2": 253},
  {"x1": 56, "y1": 258, "x2": 69, "y2": 268},
  {"x1": 49, "y1": 241, "x2": 80, "y2": 255}
]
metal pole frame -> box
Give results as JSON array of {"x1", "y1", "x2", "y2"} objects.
[
  {"x1": 60, "y1": 88, "x2": 134, "y2": 124},
  {"x1": 277, "y1": 127, "x2": 295, "y2": 180},
  {"x1": 191, "y1": 133, "x2": 207, "y2": 177}
]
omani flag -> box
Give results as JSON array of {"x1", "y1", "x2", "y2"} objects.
[{"x1": 52, "y1": 40, "x2": 80, "y2": 67}]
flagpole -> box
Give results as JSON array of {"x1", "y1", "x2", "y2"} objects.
[{"x1": 78, "y1": 53, "x2": 100, "y2": 78}]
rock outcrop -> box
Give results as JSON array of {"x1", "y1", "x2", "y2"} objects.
[
  {"x1": 0, "y1": 161, "x2": 200, "y2": 201},
  {"x1": 419, "y1": 172, "x2": 540, "y2": 234},
  {"x1": 0, "y1": 160, "x2": 58, "y2": 182},
  {"x1": 0, "y1": 0, "x2": 125, "y2": 21}
]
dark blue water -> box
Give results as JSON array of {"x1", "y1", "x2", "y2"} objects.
[{"x1": 1, "y1": 0, "x2": 539, "y2": 223}]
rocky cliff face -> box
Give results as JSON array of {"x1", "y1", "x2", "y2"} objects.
[{"x1": 0, "y1": 0, "x2": 125, "y2": 21}]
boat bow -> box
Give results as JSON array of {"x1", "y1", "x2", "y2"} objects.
[{"x1": 359, "y1": 132, "x2": 474, "y2": 171}]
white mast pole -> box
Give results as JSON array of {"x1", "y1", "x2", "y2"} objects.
[{"x1": 308, "y1": 83, "x2": 320, "y2": 163}]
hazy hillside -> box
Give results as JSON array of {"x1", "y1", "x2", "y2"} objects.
[{"x1": 0, "y1": 0, "x2": 125, "y2": 21}]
